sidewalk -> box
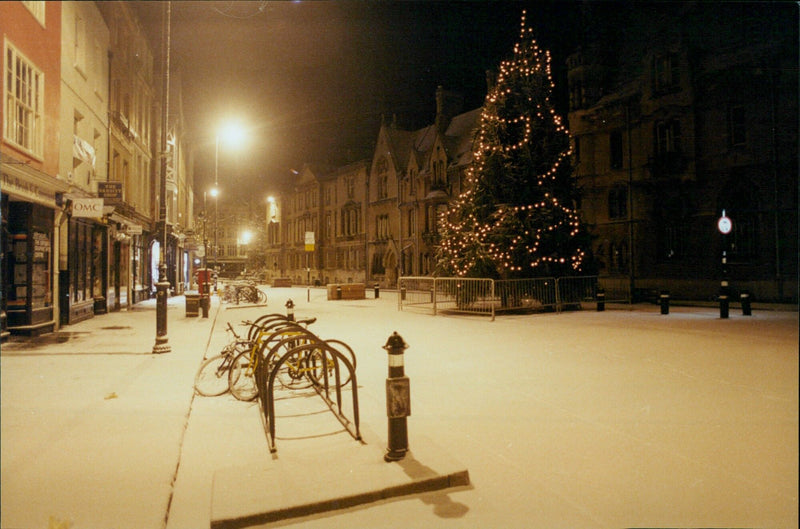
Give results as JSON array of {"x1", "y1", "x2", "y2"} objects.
[
  {"x1": 1, "y1": 294, "x2": 218, "y2": 529},
  {"x1": 0, "y1": 291, "x2": 469, "y2": 529}
]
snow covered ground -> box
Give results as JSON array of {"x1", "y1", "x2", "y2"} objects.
[{"x1": 2, "y1": 288, "x2": 797, "y2": 529}]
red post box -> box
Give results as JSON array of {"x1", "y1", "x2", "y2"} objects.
[{"x1": 196, "y1": 268, "x2": 212, "y2": 295}]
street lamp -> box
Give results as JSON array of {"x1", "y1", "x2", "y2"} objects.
[
  {"x1": 209, "y1": 186, "x2": 219, "y2": 287},
  {"x1": 211, "y1": 120, "x2": 245, "y2": 289},
  {"x1": 153, "y1": 1, "x2": 171, "y2": 354}
]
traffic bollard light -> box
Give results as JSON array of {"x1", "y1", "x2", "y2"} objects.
[
  {"x1": 660, "y1": 290, "x2": 670, "y2": 315},
  {"x1": 383, "y1": 331, "x2": 410, "y2": 462},
  {"x1": 285, "y1": 299, "x2": 295, "y2": 321},
  {"x1": 740, "y1": 291, "x2": 752, "y2": 316}
]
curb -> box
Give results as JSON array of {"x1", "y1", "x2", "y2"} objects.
[{"x1": 210, "y1": 430, "x2": 470, "y2": 529}]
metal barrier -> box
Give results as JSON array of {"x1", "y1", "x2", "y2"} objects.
[
  {"x1": 596, "y1": 277, "x2": 632, "y2": 304},
  {"x1": 399, "y1": 275, "x2": 606, "y2": 319},
  {"x1": 397, "y1": 276, "x2": 436, "y2": 312},
  {"x1": 433, "y1": 278, "x2": 495, "y2": 319},
  {"x1": 555, "y1": 276, "x2": 598, "y2": 312},
  {"x1": 495, "y1": 278, "x2": 558, "y2": 313},
  {"x1": 254, "y1": 317, "x2": 360, "y2": 454}
]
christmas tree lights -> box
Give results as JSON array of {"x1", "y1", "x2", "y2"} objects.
[{"x1": 434, "y1": 10, "x2": 588, "y2": 279}]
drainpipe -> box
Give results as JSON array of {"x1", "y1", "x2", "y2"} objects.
[
  {"x1": 626, "y1": 101, "x2": 635, "y2": 303},
  {"x1": 769, "y1": 67, "x2": 782, "y2": 299}
]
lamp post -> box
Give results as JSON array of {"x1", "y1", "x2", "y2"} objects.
[
  {"x1": 210, "y1": 186, "x2": 219, "y2": 291},
  {"x1": 153, "y1": 1, "x2": 171, "y2": 354},
  {"x1": 211, "y1": 121, "x2": 245, "y2": 291}
]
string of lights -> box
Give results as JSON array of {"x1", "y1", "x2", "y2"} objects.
[{"x1": 435, "y1": 10, "x2": 586, "y2": 278}]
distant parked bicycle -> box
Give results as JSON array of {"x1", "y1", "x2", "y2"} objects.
[{"x1": 222, "y1": 281, "x2": 267, "y2": 305}]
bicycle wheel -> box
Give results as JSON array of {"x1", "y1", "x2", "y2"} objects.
[
  {"x1": 228, "y1": 350, "x2": 259, "y2": 401},
  {"x1": 275, "y1": 348, "x2": 314, "y2": 390},
  {"x1": 319, "y1": 339, "x2": 355, "y2": 387},
  {"x1": 256, "y1": 289, "x2": 268, "y2": 304},
  {"x1": 195, "y1": 354, "x2": 231, "y2": 396}
]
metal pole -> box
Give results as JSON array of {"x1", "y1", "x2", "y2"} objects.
[{"x1": 153, "y1": 1, "x2": 171, "y2": 354}]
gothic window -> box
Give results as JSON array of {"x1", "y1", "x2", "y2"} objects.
[
  {"x1": 653, "y1": 52, "x2": 680, "y2": 95},
  {"x1": 376, "y1": 157, "x2": 388, "y2": 199},
  {"x1": 728, "y1": 105, "x2": 746, "y2": 147},
  {"x1": 655, "y1": 119, "x2": 681, "y2": 155},
  {"x1": 608, "y1": 186, "x2": 628, "y2": 219},
  {"x1": 610, "y1": 130, "x2": 623, "y2": 170}
]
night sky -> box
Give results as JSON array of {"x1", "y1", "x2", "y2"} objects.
[{"x1": 134, "y1": 1, "x2": 583, "y2": 197}]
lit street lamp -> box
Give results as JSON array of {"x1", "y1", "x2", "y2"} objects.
[
  {"x1": 209, "y1": 186, "x2": 219, "y2": 288},
  {"x1": 153, "y1": 1, "x2": 171, "y2": 354},
  {"x1": 211, "y1": 120, "x2": 245, "y2": 289}
]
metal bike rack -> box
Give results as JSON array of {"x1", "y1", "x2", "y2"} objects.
[{"x1": 253, "y1": 321, "x2": 360, "y2": 454}]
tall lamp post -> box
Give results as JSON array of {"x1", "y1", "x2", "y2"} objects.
[
  {"x1": 153, "y1": 1, "x2": 171, "y2": 354},
  {"x1": 211, "y1": 121, "x2": 246, "y2": 291},
  {"x1": 210, "y1": 186, "x2": 219, "y2": 292}
]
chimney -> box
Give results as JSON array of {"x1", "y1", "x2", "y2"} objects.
[{"x1": 435, "y1": 85, "x2": 464, "y2": 133}]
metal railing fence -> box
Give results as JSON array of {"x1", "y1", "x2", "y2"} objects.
[{"x1": 398, "y1": 275, "x2": 611, "y2": 320}]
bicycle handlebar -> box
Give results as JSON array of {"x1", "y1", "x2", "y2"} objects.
[{"x1": 226, "y1": 322, "x2": 242, "y2": 339}]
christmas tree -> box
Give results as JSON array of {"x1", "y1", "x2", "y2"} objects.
[{"x1": 435, "y1": 10, "x2": 587, "y2": 279}]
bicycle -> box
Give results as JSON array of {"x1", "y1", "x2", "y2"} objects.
[
  {"x1": 194, "y1": 323, "x2": 252, "y2": 396},
  {"x1": 262, "y1": 330, "x2": 356, "y2": 390},
  {"x1": 228, "y1": 316, "x2": 318, "y2": 401},
  {"x1": 222, "y1": 281, "x2": 267, "y2": 305}
]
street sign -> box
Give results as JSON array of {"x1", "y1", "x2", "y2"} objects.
[{"x1": 717, "y1": 210, "x2": 733, "y2": 235}]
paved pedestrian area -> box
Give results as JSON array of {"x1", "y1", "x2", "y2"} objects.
[{"x1": 1, "y1": 288, "x2": 797, "y2": 529}]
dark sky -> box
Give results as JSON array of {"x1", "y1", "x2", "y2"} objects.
[{"x1": 134, "y1": 1, "x2": 582, "y2": 196}]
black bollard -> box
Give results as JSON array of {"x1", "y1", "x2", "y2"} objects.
[
  {"x1": 719, "y1": 293, "x2": 729, "y2": 319},
  {"x1": 201, "y1": 294, "x2": 209, "y2": 318},
  {"x1": 374, "y1": 283, "x2": 380, "y2": 299},
  {"x1": 740, "y1": 291, "x2": 752, "y2": 316},
  {"x1": 285, "y1": 299, "x2": 295, "y2": 321},
  {"x1": 596, "y1": 289, "x2": 605, "y2": 312},
  {"x1": 383, "y1": 332, "x2": 410, "y2": 462},
  {"x1": 660, "y1": 290, "x2": 670, "y2": 315}
]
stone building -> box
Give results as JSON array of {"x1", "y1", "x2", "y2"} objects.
[
  {"x1": 262, "y1": 87, "x2": 481, "y2": 288},
  {"x1": 567, "y1": 3, "x2": 797, "y2": 302}
]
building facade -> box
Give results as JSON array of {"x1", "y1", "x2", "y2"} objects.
[
  {"x1": 261, "y1": 87, "x2": 480, "y2": 288},
  {"x1": 567, "y1": 3, "x2": 797, "y2": 302},
  {"x1": 58, "y1": 0, "x2": 111, "y2": 324},
  {"x1": 1, "y1": 1, "x2": 66, "y2": 337},
  {"x1": 2, "y1": 1, "x2": 194, "y2": 338}
]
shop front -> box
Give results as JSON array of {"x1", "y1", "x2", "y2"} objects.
[{"x1": 1, "y1": 159, "x2": 68, "y2": 337}]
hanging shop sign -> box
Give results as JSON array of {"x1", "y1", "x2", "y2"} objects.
[
  {"x1": 71, "y1": 198, "x2": 104, "y2": 218},
  {"x1": 98, "y1": 182, "x2": 122, "y2": 203}
]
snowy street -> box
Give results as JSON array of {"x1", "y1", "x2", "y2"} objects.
[{"x1": 1, "y1": 288, "x2": 797, "y2": 529}]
